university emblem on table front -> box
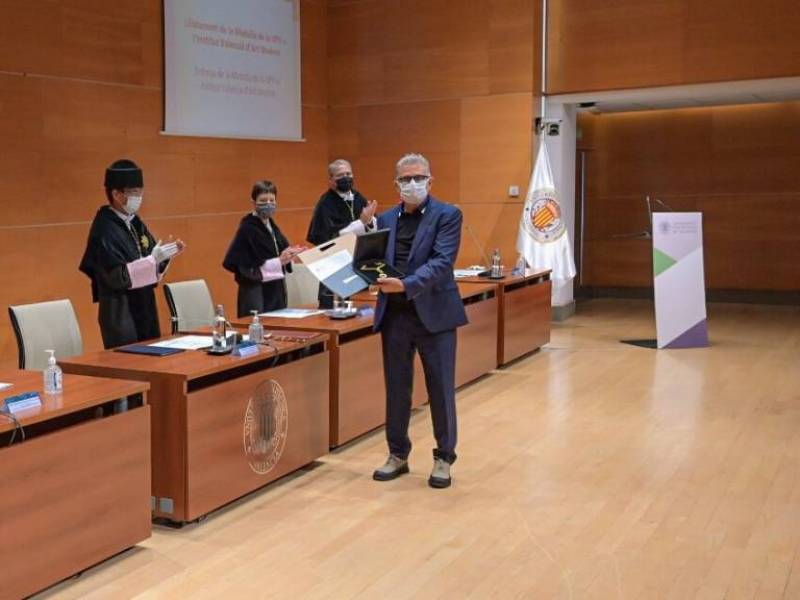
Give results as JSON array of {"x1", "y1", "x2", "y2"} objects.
[
  {"x1": 523, "y1": 189, "x2": 566, "y2": 243},
  {"x1": 243, "y1": 380, "x2": 288, "y2": 475}
]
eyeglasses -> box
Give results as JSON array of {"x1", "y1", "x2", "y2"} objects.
[{"x1": 396, "y1": 175, "x2": 430, "y2": 185}]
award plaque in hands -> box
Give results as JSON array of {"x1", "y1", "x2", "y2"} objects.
[
  {"x1": 356, "y1": 260, "x2": 404, "y2": 284},
  {"x1": 353, "y1": 229, "x2": 404, "y2": 284}
]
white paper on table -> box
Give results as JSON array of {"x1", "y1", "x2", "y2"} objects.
[
  {"x1": 259, "y1": 309, "x2": 324, "y2": 319},
  {"x1": 149, "y1": 335, "x2": 214, "y2": 350},
  {"x1": 304, "y1": 249, "x2": 352, "y2": 281},
  {"x1": 0, "y1": 382, "x2": 13, "y2": 392}
]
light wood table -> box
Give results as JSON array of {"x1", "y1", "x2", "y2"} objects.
[
  {"x1": 0, "y1": 370, "x2": 150, "y2": 600},
  {"x1": 459, "y1": 269, "x2": 552, "y2": 365},
  {"x1": 230, "y1": 312, "x2": 427, "y2": 447},
  {"x1": 242, "y1": 283, "x2": 500, "y2": 447},
  {"x1": 60, "y1": 334, "x2": 328, "y2": 524}
]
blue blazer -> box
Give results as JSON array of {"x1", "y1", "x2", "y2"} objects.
[{"x1": 374, "y1": 196, "x2": 468, "y2": 333}]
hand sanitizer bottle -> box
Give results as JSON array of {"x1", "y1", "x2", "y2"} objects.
[
  {"x1": 249, "y1": 310, "x2": 264, "y2": 343},
  {"x1": 44, "y1": 349, "x2": 63, "y2": 394},
  {"x1": 212, "y1": 304, "x2": 227, "y2": 351}
]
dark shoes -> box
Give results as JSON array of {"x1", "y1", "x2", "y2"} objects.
[{"x1": 372, "y1": 455, "x2": 409, "y2": 481}]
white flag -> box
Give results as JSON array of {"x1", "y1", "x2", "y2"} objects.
[{"x1": 516, "y1": 138, "x2": 576, "y2": 283}]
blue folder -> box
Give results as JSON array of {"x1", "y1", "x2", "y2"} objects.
[{"x1": 114, "y1": 344, "x2": 185, "y2": 356}]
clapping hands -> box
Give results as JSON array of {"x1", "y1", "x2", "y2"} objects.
[{"x1": 280, "y1": 245, "x2": 307, "y2": 265}]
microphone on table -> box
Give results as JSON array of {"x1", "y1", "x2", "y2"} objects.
[{"x1": 453, "y1": 203, "x2": 491, "y2": 274}]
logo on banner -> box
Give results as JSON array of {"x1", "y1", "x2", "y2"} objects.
[
  {"x1": 523, "y1": 190, "x2": 566, "y2": 243},
  {"x1": 658, "y1": 221, "x2": 671, "y2": 235},
  {"x1": 243, "y1": 380, "x2": 288, "y2": 475}
]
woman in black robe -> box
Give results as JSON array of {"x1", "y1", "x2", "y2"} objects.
[{"x1": 223, "y1": 180, "x2": 305, "y2": 318}]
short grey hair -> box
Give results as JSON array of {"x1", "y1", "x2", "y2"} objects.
[
  {"x1": 328, "y1": 159, "x2": 352, "y2": 177},
  {"x1": 395, "y1": 153, "x2": 430, "y2": 176}
]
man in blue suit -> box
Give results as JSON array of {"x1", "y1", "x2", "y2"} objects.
[{"x1": 372, "y1": 153, "x2": 468, "y2": 489}]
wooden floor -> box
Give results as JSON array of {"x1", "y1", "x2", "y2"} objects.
[{"x1": 38, "y1": 300, "x2": 800, "y2": 600}]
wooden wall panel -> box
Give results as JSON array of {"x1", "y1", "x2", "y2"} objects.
[
  {"x1": 460, "y1": 94, "x2": 533, "y2": 204},
  {"x1": 1, "y1": 0, "x2": 538, "y2": 369},
  {"x1": 0, "y1": 0, "x2": 162, "y2": 85},
  {"x1": 0, "y1": 0, "x2": 328, "y2": 370},
  {"x1": 488, "y1": 0, "x2": 537, "y2": 94},
  {"x1": 459, "y1": 202, "x2": 524, "y2": 267},
  {"x1": 580, "y1": 103, "x2": 800, "y2": 291},
  {"x1": 327, "y1": 0, "x2": 537, "y2": 270},
  {"x1": 547, "y1": 0, "x2": 800, "y2": 94},
  {"x1": 328, "y1": 0, "x2": 497, "y2": 105}
]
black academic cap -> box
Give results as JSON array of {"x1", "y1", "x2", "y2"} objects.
[{"x1": 104, "y1": 158, "x2": 144, "y2": 189}]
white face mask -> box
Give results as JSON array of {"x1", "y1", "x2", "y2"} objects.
[
  {"x1": 124, "y1": 194, "x2": 143, "y2": 215},
  {"x1": 399, "y1": 180, "x2": 428, "y2": 204}
]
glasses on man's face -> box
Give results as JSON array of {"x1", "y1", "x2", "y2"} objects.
[{"x1": 396, "y1": 175, "x2": 430, "y2": 185}]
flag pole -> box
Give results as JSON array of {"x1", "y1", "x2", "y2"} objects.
[{"x1": 540, "y1": 0, "x2": 548, "y2": 125}]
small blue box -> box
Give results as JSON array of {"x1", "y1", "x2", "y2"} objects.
[{"x1": 4, "y1": 391, "x2": 42, "y2": 414}]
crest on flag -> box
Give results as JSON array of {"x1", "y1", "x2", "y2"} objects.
[
  {"x1": 523, "y1": 192, "x2": 566, "y2": 243},
  {"x1": 516, "y1": 138, "x2": 576, "y2": 283}
]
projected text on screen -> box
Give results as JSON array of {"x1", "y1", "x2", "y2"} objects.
[{"x1": 164, "y1": 0, "x2": 302, "y2": 141}]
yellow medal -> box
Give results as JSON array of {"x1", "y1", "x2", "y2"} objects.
[{"x1": 360, "y1": 262, "x2": 389, "y2": 279}]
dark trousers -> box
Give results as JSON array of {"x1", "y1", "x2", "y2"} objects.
[
  {"x1": 237, "y1": 280, "x2": 287, "y2": 319},
  {"x1": 381, "y1": 303, "x2": 458, "y2": 464},
  {"x1": 98, "y1": 289, "x2": 160, "y2": 349}
]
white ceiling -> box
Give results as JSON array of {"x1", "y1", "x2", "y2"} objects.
[{"x1": 547, "y1": 77, "x2": 800, "y2": 113}]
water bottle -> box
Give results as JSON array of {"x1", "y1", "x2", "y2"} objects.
[
  {"x1": 248, "y1": 310, "x2": 264, "y2": 343},
  {"x1": 43, "y1": 349, "x2": 63, "y2": 394},
  {"x1": 514, "y1": 254, "x2": 527, "y2": 276},
  {"x1": 490, "y1": 248, "x2": 503, "y2": 278},
  {"x1": 212, "y1": 304, "x2": 227, "y2": 351}
]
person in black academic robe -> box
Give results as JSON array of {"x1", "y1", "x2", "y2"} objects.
[
  {"x1": 306, "y1": 159, "x2": 378, "y2": 308},
  {"x1": 79, "y1": 159, "x2": 185, "y2": 349},
  {"x1": 223, "y1": 180, "x2": 306, "y2": 318}
]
